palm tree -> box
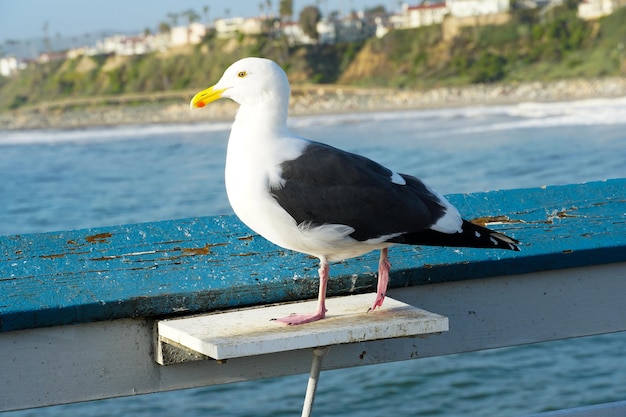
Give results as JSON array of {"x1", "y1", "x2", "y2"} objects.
[
  {"x1": 266, "y1": 0, "x2": 273, "y2": 17},
  {"x1": 166, "y1": 13, "x2": 180, "y2": 27},
  {"x1": 202, "y1": 6, "x2": 210, "y2": 24},
  {"x1": 181, "y1": 9, "x2": 201, "y2": 44},
  {"x1": 43, "y1": 21, "x2": 52, "y2": 52},
  {"x1": 279, "y1": 0, "x2": 293, "y2": 21},
  {"x1": 182, "y1": 9, "x2": 200, "y2": 25},
  {"x1": 158, "y1": 22, "x2": 171, "y2": 34}
]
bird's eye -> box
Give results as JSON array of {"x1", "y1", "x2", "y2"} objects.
[{"x1": 237, "y1": 71, "x2": 247, "y2": 78}]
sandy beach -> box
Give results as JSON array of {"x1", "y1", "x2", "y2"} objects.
[{"x1": 1, "y1": 77, "x2": 625, "y2": 130}]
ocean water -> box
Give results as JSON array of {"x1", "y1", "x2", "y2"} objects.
[{"x1": 1, "y1": 97, "x2": 626, "y2": 416}]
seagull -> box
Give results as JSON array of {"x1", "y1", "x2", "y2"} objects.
[{"x1": 190, "y1": 57, "x2": 520, "y2": 325}]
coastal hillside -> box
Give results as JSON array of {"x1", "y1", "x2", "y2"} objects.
[
  {"x1": 341, "y1": 6, "x2": 625, "y2": 87},
  {"x1": 0, "y1": 5, "x2": 624, "y2": 113}
]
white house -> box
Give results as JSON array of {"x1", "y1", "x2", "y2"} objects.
[
  {"x1": 170, "y1": 22, "x2": 207, "y2": 46},
  {"x1": 67, "y1": 46, "x2": 94, "y2": 59},
  {"x1": 281, "y1": 22, "x2": 315, "y2": 45},
  {"x1": 317, "y1": 19, "x2": 337, "y2": 44},
  {"x1": 448, "y1": 0, "x2": 510, "y2": 17},
  {"x1": 37, "y1": 51, "x2": 68, "y2": 63},
  {"x1": 577, "y1": 0, "x2": 619, "y2": 19},
  {"x1": 240, "y1": 17, "x2": 266, "y2": 35},
  {"x1": 96, "y1": 35, "x2": 151, "y2": 55},
  {"x1": 335, "y1": 15, "x2": 377, "y2": 42},
  {"x1": 0, "y1": 56, "x2": 27, "y2": 77},
  {"x1": 386, "y1": 1, "x2": 450, "y2": 30},
  {"x1": 374, "y1": 16, "x2": 392, "y2": 38},
  {"x1": 145, "y1": 32, "x2": 170, "y2": 52},
  {"x1": 74, "y1": 32, "x2": 169, "y2": 57},
  {"x1": 407, "y1": 3, "x2": 450, "y2": 27},
  {"x1": 215, "y1": 17, "x2": 246, "y2": 38},
  {"x1": 389, "y1": 3, "x2": 449, "y2": 30}
]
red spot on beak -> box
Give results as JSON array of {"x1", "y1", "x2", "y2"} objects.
[{"x1": 197, "y1": 101, "x2": 206, "y2": 108}]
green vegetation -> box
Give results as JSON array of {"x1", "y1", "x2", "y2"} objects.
[
  {"x1": 350, "y1": 4, "x2": 625, "y2": 88},
  {"x1": 1, "y1": 6, "x2": 624, "y2": 111},
  {"x1": 299, "y1": 6, "x2": 322, "y2": 41}
]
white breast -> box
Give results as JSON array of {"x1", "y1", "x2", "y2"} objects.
[
  {"x1": 224, "y1": 127, "x2": 305, "y2": 249},
  {"x1": 224, "y1": 127, "x2": 389, "y2": 261}
]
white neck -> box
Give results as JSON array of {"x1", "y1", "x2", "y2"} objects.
[{"x1": 231, "y1": 93, "x2": 289, "y2": 139}]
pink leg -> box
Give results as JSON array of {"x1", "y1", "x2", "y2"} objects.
[
  {"x1": 369, "y1": 248, "x2": 391, "y2": 312},
  {"x1": 274, "y1": 260, "x2": 329, "y2": 325}
]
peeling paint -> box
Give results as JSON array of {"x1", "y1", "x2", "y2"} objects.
[
  {"x1": 39, "y1": 253, "x2": 66, "y2": 259},
  {"x1": 471, "y1": 215, "x2": 524, "y2": 227},
  {"x1": 230, "y1": 252, "x2": 260, "y2": 257},
  {"x1": 85, "y1": 233, "x2": 113, "y2": 244},
  {"x1": 89, "y1": 243, "x2": 227, "y2": 263},
  {"x1": 128, "y1": 265, "x2": 158, "y2": 271},
  {"x1": 181, "y1": 243, "x2": 226, "y2": 256},
  {"x1": 91, "y1": 250, "x2": 158, "y2": 261},
  {"x1": 556, "y1": 209, "x2": 578, "y2": 218},
  {"x1": 544, "y1": 207, "x2": 580, "y2": 224}
]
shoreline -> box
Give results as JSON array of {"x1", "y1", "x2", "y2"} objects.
[{"x1": 1, "y1": 77, "x2": 625, "y2": 131}]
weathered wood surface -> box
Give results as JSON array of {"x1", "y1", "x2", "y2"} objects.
[
  {"x1": 1, "y1": 177, "x2": 625, "y2": 411},
  {"x1": 1, "y1": 179, "x2": 625, "y2": 333}
]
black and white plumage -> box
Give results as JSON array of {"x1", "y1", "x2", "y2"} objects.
[{"x1": 191, "y1": 57, "x2": 520, "y2": 325}]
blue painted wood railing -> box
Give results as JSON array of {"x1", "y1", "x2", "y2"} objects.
[{"x1": 2, "y1": 178, "x2": 625, "y2": 333}]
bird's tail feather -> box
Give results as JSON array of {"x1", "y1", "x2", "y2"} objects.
[{"x1": 392, "y1": 220, "x2": 520, "y2": 251}]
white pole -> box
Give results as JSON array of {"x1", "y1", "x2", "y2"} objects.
[{"x1": 301, "y1": 346, "x2": 330, "y2": 417}]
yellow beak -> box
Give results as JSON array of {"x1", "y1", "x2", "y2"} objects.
[{"x1": 190, "y1": 85, "x2": 227, "y2": 109}]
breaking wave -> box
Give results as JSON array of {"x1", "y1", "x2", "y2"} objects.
[
  {"x1": 0, "y1": 121, "x2": 232, "y2": 146},
  {"x1": 2, "y1": 96, "x2": 624, "y2": 146}
]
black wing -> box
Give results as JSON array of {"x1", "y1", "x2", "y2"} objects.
[{"x1": 270, "y1": 142, "x2": 447, "y2": 242}]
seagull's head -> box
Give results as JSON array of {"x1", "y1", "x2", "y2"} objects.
[{"x1": 190, "y1": 57, "x2": 290, "y2": 109}]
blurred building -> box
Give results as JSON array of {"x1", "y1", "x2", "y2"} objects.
[
  {"x1": 447, "y1": 0, "x2": 510, "y2": 17},
  {"x1": 578, "y1": 0, "x2": 625, "y2": 19},
  {"x1": 0, "y1": 56, "x2": 27, "y2": 77},
  {"x1": 170, "y1": 22, "x2": 207, "y2": 46},
  {"x1": 391, "y1": 2, "x2": 450, "y2": 29}
]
